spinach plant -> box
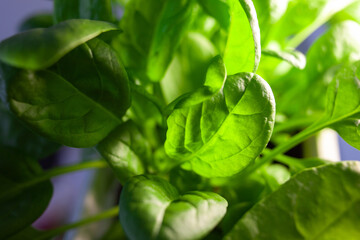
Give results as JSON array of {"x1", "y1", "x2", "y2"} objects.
[{"x1": 1, "y1": 0, "x2": 360, "y2": 239}]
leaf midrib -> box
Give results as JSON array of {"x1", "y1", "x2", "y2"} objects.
[{"x1": 44, "y1": 70, "x2": 122, "y2": 124}]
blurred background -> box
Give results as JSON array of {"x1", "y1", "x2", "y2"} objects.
[{"x1": 0, "y1": 0, "x2": 359, "y2": 239}]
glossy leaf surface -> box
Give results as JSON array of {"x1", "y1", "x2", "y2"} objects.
[
  {"x1": 0, "y1": 19, "x2": 117, "y2": 70},
  {"x1": 165, "y1": 72, "x2": 275, "y2": 177},
  {"x1": 97, "y1": 121, "x2": 149, "y2": 183},
  {"x1": 224, "y1": 161, "x2": 360, "y2": 240},
  {"x1": 119, "y1": 175, "x2": 227, "y2": 240},
  {"x1": 0, "y1": 147, "x2": 53, "y2": 239},
  {"x1": 7, "y1": 40, "x2": 130, "y2": 147},
  {"x1": 116, "y1": 0, "x2": 195, "y2": 81},
  {"x1": 223, "y1": 0, "x2": 261, "y2": 74}
]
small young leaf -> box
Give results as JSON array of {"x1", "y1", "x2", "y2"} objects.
[
  {"x1": 165, "y1": 71, "x2": 275, "y2": 177},
  {"x1": 0, "y1": 19, "x2": 118, "y2": 70},
  {"x1": 224, "y1": 161, "x2": 360, "y2": 239},
  {"x1": 223, "y1": 0, "x2": 261, "y2": 74},
  {"x1": 119, "y1": 175, "x2": 227, "y2": 240},
  {"x1": 6, "y1": 38, "x2": 130, "y2": 148},
  {"x1": 262, "y1": 48, "x2": 306, "y2": 69},
  {"x1": 0, "y1": 147, "x2": 52, "y2": 239},
  {"x1": 97, "y1": 121, "x2": 150, "y2": 183}
]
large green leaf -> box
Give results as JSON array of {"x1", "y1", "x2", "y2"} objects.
[
  {"x1": 223, "y1": 0, "x2": 261, "y2": 74},
  {"x1": 7, "y1": 39, "x2": 130, "y2": 148},
  {"x1": 0, "y1": 147, "x2": 53, "y2": 239},
  {"x1": 97, "y1": 121, "x2": 150, "y2": 183},
  {"x1": 325, "y1": 62, "x2": 360, "y2": 150},
  {"x1": 224, "y1": 161, "x2": 360, "y2": 239},
  {"x1": 115, "y1": 0, "x2": 195, "y2": 81},
  {"x1": 0, "y1": 19, "x2": 117, "y2": 70},
  {"x1": 54, "y1": 0, "x2": 114, "y2": 23},
  {"x1": 165, "y1": 69, "x2": 275, "y2": 177},
  {"x1": 119, "y1": 175, "x2": 227, "y2": 240}
]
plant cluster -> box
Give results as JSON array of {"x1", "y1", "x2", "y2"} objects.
[{"x1": 0, "y1": 0, "x2": 360, "y2": 239}]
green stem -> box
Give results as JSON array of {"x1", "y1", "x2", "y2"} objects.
[
  {"x1": 38, "y1": 206, "x2": 119, "y2": 240},
  {"x1": 0, "y1": 160, "x2": 107, "y2": 199},
  {"x1": 243, "y1": 121, "x2": 326, "y2": 176},
  {"x1": 273, "y1": 116, "x2": 319, "y2": 133}
]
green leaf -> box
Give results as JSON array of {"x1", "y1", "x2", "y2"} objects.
[
  {"x1": 324, "y1": 61, "x2": 360, "y2": 150},
  {"x1": 0, "y1": 147, "x2": 52, "y2": 239},
  {"x1": 7, "y1": 39, "x2": 130, "y2": 148},
  {"x1": 306, "y1": 21, "x2": 360, "y2": 84},
  {"x1": 0, "y1": 19, "x2": 118, "y2": 70},
  {"x1": 217, "y1": 164, "x2": 289, "y2": 234},
  {"x1": 223, "y1": 0, "x2": 261, "y2": 74},
  {"x1": 97, "y1": 121, "x2": 150, "y2": 183},
  {"x1": 115, "y1": 0, "x2": 195, "y2": 81},
  {"x1": 0, "y1": 102, "x2": 59, "y2": 159},
  {"x1": 267, "y1": 150, "x2": 329, "y2": 175},
  {"x1": 119, "y1": 175, "x2": 227, "y2": 240},
  {"x1": 54, "y1": 0, "x2": 114, "y2": 23},
  {"x1": 161, "y1": 32, "x2": 217, "y2": 103},
  {"x1": 198, "y1": 0, "x2": 231, "y2": 29},
  {"x1": 262, "y1": 48, "x2": 306, "y2": 69},
  {"x1": 165, "y1": 55, "x2": 226, "y2": 112},
  {"x1": 224, "y1": 161, "x2": 360, "y2": 240},
  {"x1": 18, "y1": 13, "x2": 53, "y2": 31},
  {"x1": 169, "y1": 166, "x2": 211, "y2": 194},
  {"x1": 54, "y1": 0, "x2": 80, "y2": 23},
  {"x1": 165, "y1": 71, "x2": 275, "y2": 177},
  {"x1": 274, "y1": 21, "x2": 360, "y2": 118},
  {"x1": 268, "y1": 0, "x2": 357, "y2": 48},
  {"x1": 252, "y1": 0, "x2": 289, "y2": 43}
]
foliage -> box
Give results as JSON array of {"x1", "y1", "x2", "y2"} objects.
[{"x1": 0, "y1": 0, "x2": 360, "y2": 239}]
